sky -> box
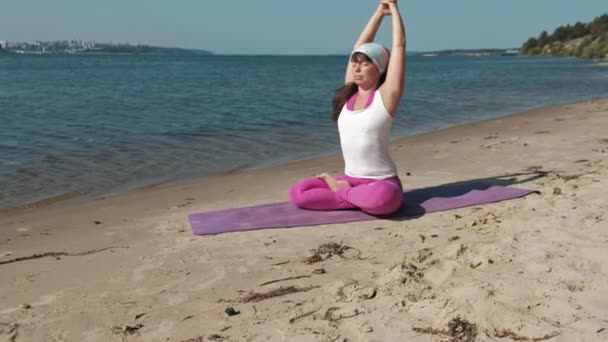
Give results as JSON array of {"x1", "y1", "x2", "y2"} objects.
[{"x1": 1, "y1": 0, "x2": 606, "y2": 55}]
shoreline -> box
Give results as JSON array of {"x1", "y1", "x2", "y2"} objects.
[
  {"x1": 3, "y1": 96, "x2": 606, "y2": 216},
  {"x1": 1, "y1": 97, "x2": 607, "y2": 340}
]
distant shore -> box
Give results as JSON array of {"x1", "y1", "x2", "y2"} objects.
[{"x1": 0, "y1": 41, "x2": 212, "y2": 56}]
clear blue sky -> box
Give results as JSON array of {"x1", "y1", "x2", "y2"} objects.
[{"x1": 1, "y1": 0, "x2": 605, "y2": 54}]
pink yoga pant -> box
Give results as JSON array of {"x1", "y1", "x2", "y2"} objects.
[{"x1": 289, "y1": 175, "x2": 403, "y2": 215}]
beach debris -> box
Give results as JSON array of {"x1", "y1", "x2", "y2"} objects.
[
  {"x1": 134, "y1": 313, "x2": 146, "y2": 320},
  {"x1": 413, "y1": 316, "x2": 478, "y2": 342},
  {"x1": 0, "y1": 246, "x2": 129, "y2": 266},
  {"x1": 112, "y1": 323, "x2": 143, "y2": 336},
  {"x1": 470, "y1": 262, "x2": 483, "y2": 269},
  {"x1": 525, "y1": 165, "x2": 544, "y2": 173},
  {"x1": 0, "y1": 323, "x2": 19, "y2": 341},
  {"x1": 419, "y1": 234, "x2": 426, "y2": 243},
  {"x1": 180, "y1": 334, "x2": 224, "y2": 342},
  {"x1": 270, "y1": 260, "x2": 289, "y2": 266},
  {"x1": 20, "y1": 303, "x2": 32, "y2": 310},
  {"x1": 401, "y1": 263, "x2": 424, "y2": 282},
  {"x1": 493, "y1": 329, "x2": 560, "y2": 341},
  {"x1": 598, "y1": 327, "x2": 606, "y2": 333},
  {"x1": 239, "y1": 286, "x2": 319, "y2": 303},
  {"x1": 415, "y1": 248, "x2": 434, "y2": 264},
  {"x1": 180, "y1": 337, "x2": 204, "y2": 342},
  {"x1": 180, "y1": 315, "x2": 194, "y2": 321},
  {"x1": 456, "y1": 245, "x2": 468, "y2": 258},
  {"x1": 430, "y1": 234, "x2": 439, "y2": 238},
  {"x1": 224, "y1": 307, "x2": 240, "y2": 317},
  {"x1": 406, "y1": 172, "x2": 412, "y2": 176},
  {"x1": 93, "y1": 221, "x2": 101, "y2": 225},
  {"x1": 312, "y1": 268, "x2": 326, "y2": 274},
  {"x1": 553, "y1": 187, "x2": 562, "y2": 195},
  {"x1": 449, "y1": 236, "x2": 460, "y2": 242},
  {"x1": 304, "y1": 242, "x2": 360, "y2": 264},
  {"x1": 259, "y1": 275, "x2": 311, "y2": 286},
  {"x1": 557, "y1": 173, "x2": 581, "y2": 181},
  {"x1": 323, "y1": 307, "x2": 362, "y2": 322},
  {"x1": 362, "y1": 324, "x2": 374, "y2": 333},
  {"x1": 447, "y1": 317, "x2": 478, "y2": 341},
  {"x1": 362, "y1": 288, "x2": 377, "y2": 300},
  {"x1": 177, "y1": 201, "x2": 194, "y2": 208},
  {"x1": 289, "y1": 306, "x2": 322, "y2": 324}
]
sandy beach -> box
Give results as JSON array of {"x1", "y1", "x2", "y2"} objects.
[{"x1": 1, "y1": 98, "x2": 608, "y2": 341}]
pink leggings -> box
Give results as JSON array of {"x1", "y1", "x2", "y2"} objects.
[{"x1": 289, "y1": 175, "x2": 403, "y2": 215}]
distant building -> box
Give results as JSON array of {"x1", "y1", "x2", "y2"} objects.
[{"x1": 0, "y1": 40, "x2": 6, "y2": 49}]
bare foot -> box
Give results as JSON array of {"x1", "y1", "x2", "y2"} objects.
[{"x1": 315, "y1": 173, "x2": 349, "y2": 192}]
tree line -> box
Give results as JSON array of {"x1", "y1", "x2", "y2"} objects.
[{"x1": 520, "y1": 13, "x2": 608, "y2": 58}]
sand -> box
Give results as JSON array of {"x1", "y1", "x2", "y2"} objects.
[{"x1": 1, "y1": 98, "x2": 607, "y2": 341}]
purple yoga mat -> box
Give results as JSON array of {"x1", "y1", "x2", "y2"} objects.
[{"x1": 189, "y1": 183, "x2": 537, "y2": 236}]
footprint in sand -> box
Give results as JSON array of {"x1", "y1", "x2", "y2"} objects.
[
  {"x1": 376, "y1": 249, "x2": 437, "y2": 301},
  {"x1": 131, "y1": 260, "x2": 163, "y2": 282},
  {"x1": 334, "y1": 281, "x2": 377, "y2": 303},
  {"x1": 192, "y1": 266, "x2": 227, "y2": 292},
  {"x1": 462, "y1": 210, "x2": 503, "y2": 236},
  {"x1": 423, "y1": 260, "x2": 459, "y2": 288}
]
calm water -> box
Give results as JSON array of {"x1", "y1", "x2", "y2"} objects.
[{"x1": 1, "y1": 54, "x2": 607, "y2": 208}]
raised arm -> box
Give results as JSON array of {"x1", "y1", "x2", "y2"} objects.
[
  {"x1": 379, "y1": 0, "x2": 406, "y2": 116},
  {"x1": 344, "y1": 5, "x2": 388, "y2": 84}
]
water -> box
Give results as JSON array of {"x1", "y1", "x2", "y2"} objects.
[{"x1": 1, "y1": 54, "x2": 607, "y2": 208}]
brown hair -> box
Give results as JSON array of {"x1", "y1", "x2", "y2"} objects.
[{"x1": 332, "y1": 52, "x2": 387, "y2": 122}]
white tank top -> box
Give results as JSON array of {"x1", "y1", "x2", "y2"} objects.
[{"x1": 337, "y1": 91, "x2": 398, "y2": 179}]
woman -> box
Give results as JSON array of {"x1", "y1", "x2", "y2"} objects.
[{"x1": 289, "y1": 0, "x2": 406, "y2": 215}]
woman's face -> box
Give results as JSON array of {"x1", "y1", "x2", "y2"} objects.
[{"x1": 351, "y1": 56, "x2": 380, "y2": 88}]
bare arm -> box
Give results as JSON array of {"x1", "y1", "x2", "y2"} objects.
[
  {"x1": 379, "y1": 0, "x2": 406, "y2": 116},
  {"x1": 344, "y1": 6, "x2": 387, "y2": 84}
]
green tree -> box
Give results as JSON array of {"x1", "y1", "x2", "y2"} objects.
[
  {"x1": 538, "y1": 30, "x2": 551, "y2": 46},
  {"x1": 590, "y1": 14, "x2": 608, "y2": 38},
  {"x1": 553, "y1": 26, "x2": 568, "y2": 41},
  {"x1": 521, "y1": 37, "x2": 539, "y2": 55},
  {"x1": 522, "y1": 13, "x2": 608, "y2": 59},
  {"x1": 572, "y1": 22, "x2": 589, "y2": 38}
]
